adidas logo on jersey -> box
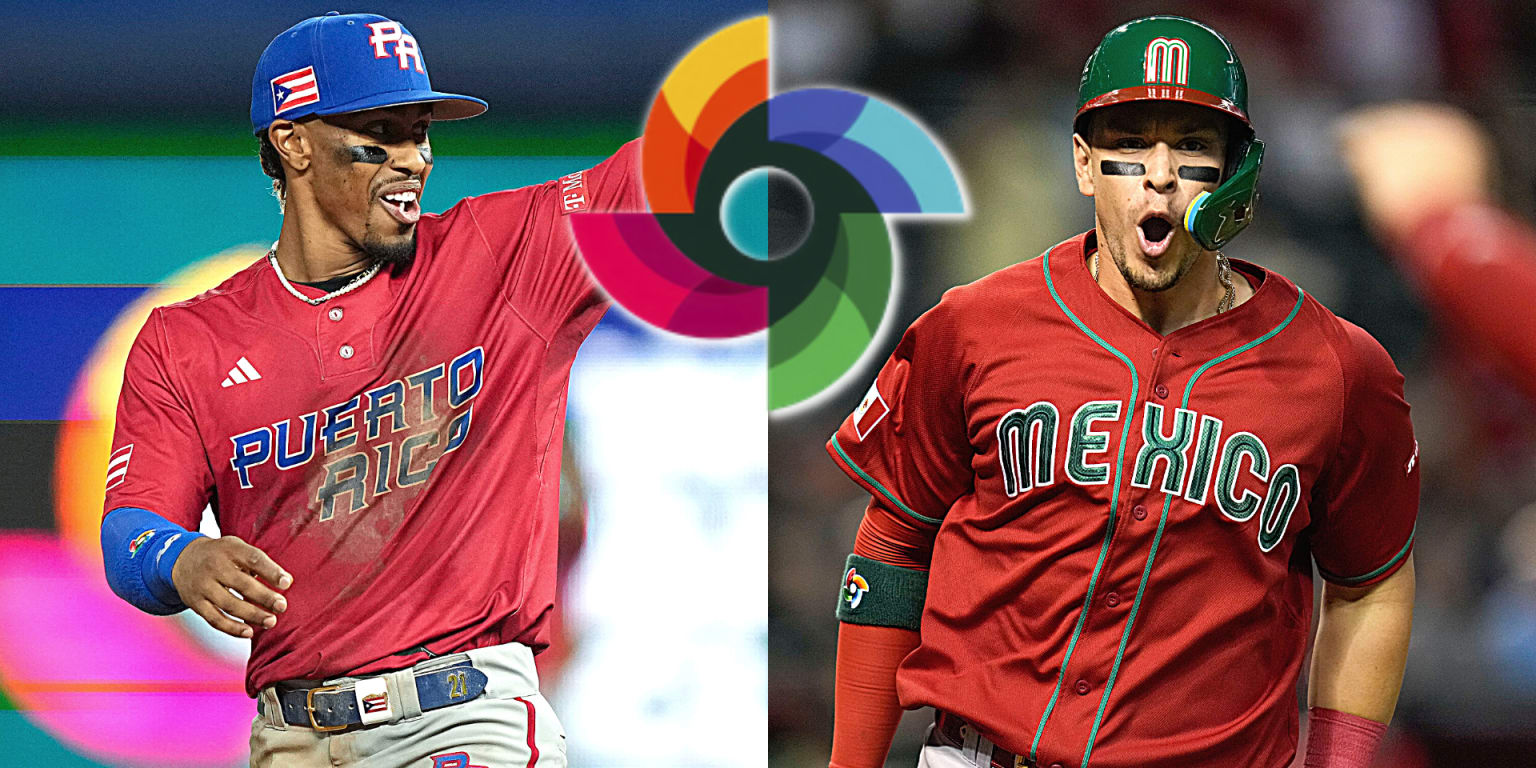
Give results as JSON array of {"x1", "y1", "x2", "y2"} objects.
[{"x1": 221, "y1": 357, "x2": 262, "y2": 388}]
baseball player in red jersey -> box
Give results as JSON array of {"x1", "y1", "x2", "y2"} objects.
[
  {"x1": 97, "y1": 12, "x2": 642, "y2": 766},
  {"x1": 824, "y1": 17, "x2": 1417, "y2": 768}
]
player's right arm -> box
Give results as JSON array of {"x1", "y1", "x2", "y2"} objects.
[
  {"x1": 824, "y1": 298, "x2": 974, "y2": 768},
  {"x1": 101, "y1": 310, "x2": 290, "y2": 638},
  {"x1": 453, "y1": 140, "x2": 645, "y2": 343}
]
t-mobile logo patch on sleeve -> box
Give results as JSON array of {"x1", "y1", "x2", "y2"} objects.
[
  {"x1": 559, "y1": 171, "x2": 589, "y2": 214},
  {"x1": 853, "y1": 381, "x2": 889, "y2": 440},
  {"x1": 105, "y1": 444, "x2": 134, "y2": 491}
]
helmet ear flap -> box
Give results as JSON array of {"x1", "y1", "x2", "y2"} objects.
[{"x1": 1186, "y1": 137, "x2": 1264, "y2": 250}]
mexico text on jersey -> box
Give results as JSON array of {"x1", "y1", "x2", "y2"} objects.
[
  {"x1": 827, "y1": 231, "x2": 1418, "y2": 768},
  {"x1": 103, "y1": 141, "x2": 644, "y2": 696}
]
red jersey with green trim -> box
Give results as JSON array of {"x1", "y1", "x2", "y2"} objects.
[
  {"x1": 103, "y1": 141, "x2": 643, "y2": 696},
  {"x1": 826, "y1": 231, "x2": 1418, "y2": 768}
]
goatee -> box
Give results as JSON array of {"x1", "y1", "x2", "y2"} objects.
[{"x1": 362, "y1": 233, "x2": 417, "y2": 268}]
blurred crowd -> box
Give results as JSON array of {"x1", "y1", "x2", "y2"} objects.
[{"x1": 768, "y1": 1, "x2": 1536, "y2": 765}]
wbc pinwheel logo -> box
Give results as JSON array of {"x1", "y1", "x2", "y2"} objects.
[
  {"x1": 843, "y1": 567, "x2": 870, "y2": 610},
  {"x1": 571, "y1": 16, "x2": 966, "y2": 412}
]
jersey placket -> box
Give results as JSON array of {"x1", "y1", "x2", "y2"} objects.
[
  {"x1": 1044, "y1": 284, "x2": 1307, "y2": 767},
  {"x1": 311, "y1": 279, "x2": 387, "y2": 378},
  {"x1": 1033, "y1": 249, "x2": 1155, "y2": 767},
  {"x1": 1068, "y1": 344, "x2": 1188, "y2": 767}
]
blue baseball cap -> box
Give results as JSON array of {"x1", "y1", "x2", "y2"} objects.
[{"x1": 252, "y1": 11, "x2": 487, "y2": 135}]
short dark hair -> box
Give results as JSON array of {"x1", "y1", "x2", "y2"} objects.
[{"x1": 257, "y1": 132, "x2": 286, "y2": 200}]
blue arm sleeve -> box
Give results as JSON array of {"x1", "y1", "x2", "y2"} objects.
[{"x1": 100, "y1": 506, "x2": 207, "y2": 615}]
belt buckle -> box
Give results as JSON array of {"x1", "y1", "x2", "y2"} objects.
[{"x1": 306, "y1": 684, "x2": 348, "y2": 732}]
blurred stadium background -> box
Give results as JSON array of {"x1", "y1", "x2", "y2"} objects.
[
  {"x1": 768, "y1": 1, "x2": 1536, "y2": 766},
  {"x1": 0, "y1": 2, "x2": 764, "y2": 766}
]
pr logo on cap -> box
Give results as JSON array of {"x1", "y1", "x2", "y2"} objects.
[
  {"x1": 365, "y1": 21, "x2": 424, "y2": 72},
  {"x1": 251, "y1": 12, "x2": 485, "y2": 135}
]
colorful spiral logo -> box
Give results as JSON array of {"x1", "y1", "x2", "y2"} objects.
[
  {"x1": 843, "y1": 567, "x2": 869, "y2": 611},
  {"x1": 571, "y1": 15, "x2": 966, "y2": 412}
]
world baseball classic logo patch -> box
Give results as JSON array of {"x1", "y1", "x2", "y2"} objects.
[
  {"x1": 569, "y1": 15, "x2": 967, "y2": 413},
  {"x1": 843, "y1": 567, "x2": 869, "y2": 610},
  {"x1": 127, "y1": 530, "x2": 154, "y2": 558}
]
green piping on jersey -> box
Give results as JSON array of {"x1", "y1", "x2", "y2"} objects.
[
  {"x1": 830, "y1": 435, "x2": 944, "y2": 525},
  {"x1": 1032, "y1": 250, "x2": 1141, "y2": 764},
  {"x1": 1079, "y1": 288, "x2": 1304, "y2": 767},
  {"x1": 1318, "y1": 524, "x2": 1415, "y2": 585}
]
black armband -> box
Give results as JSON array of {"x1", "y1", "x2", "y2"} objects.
[{"x1": 835, "y1": 553, "x2": 928, "y2": 630}]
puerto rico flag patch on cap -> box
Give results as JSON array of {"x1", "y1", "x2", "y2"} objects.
[
  {"x1": 852, "y1": 381, "x2": 889, "y2": 441},
  {"x1": 272, "y1": 66, "x2": 321, "y2": 115}
]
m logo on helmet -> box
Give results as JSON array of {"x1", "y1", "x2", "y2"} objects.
[
  {"x1": 1143, "y1": 37, "x2": 1190, "y2": 85},
  {"x1": 367, "y1": 21, "x2": 425, "y2": 73}
]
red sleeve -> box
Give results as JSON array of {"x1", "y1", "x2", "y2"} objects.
[
  {"x1": 853, "y1": 497, "x2": 938, "y2": 571},
  {"x1": 1395, "y1": 202, "x2": 1536, "y2": 404},
  {"x1": 101, "y1": 310, "x2": 212, "y2": 529},
  {"x1": 830, "y1": 622, "x2": 920, "y2": 768},
  {"x1": 463, "y1": 139, "x2": 645, "y2": 338},
  {"x1": 1311, "y1": 321, "x2": 1419, "y2": 587},
  {"x1": 826, "y1": 296, "x2": 974, "y2": 526}
]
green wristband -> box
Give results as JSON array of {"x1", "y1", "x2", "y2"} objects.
[{"x1": 835, "y1": 554, "x2": 928, "y2": 630}]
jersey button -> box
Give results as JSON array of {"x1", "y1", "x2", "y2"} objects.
[
  {"x1": 1075, "y1": 679, "x2": 1091, "y2": 695},
  {"x1": 328, "y1": 307, "x2": 344, "y2": 322},
  {"x1": 1105, "y1": 592, "x2": 1120, "y2": 608},
  {"x1": 1154, "y1": 383, "x2": 1169, "y2": 399},
  {"x1": 1132, "y1": 504, "x2": 1147, "y2": 521},
  {"x1": 339, "y1": 344, "x2": 355, "y2": 359},
  {"x1": 1050, "y1": 764, "x2": 1064, "y2": 768}
]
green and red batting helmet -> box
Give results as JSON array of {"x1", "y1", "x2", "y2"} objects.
[{"x1": 1075, "y1": 15, "x2": 1263, "y2": 251}]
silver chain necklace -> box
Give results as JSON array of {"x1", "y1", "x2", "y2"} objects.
[
  {"x1": 267, "y1": 243, "x2": 383, "y2": 306},
  {"x1": 1092, "y1": 250, "x2": 1235, "y2": 314}
]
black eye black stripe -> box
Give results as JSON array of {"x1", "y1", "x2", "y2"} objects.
[
  {"x1": 1100, "y1": 160, "x2": 1144, "y2": 176},
  {"x1": 347, "y1": 145, "x2": 388, "y2": 164},
  {"x1": 1178, "y1": 166, "x2": 1220, "y2": 182}
]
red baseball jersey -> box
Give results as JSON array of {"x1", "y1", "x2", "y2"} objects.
[
  {"x1": 104, "y1": 140, "x2": 643, "y2": 696},
  {"x1": 828, "y1": 231, "x2": 1418, "y2": 768}
]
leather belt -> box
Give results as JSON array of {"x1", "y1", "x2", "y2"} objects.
[
  {"x1": 930, "y1": 711, "x2": 1035, "y2": 768},
  {"x1": 272, "y1": 660, "x2": 488, "y2": 731}
]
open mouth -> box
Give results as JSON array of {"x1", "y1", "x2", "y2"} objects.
[
  {"x1": 1138, "y1": 213, "x2": 1175, "y2": 257},
  {"x1": 378, "y1": 187, "x2": 422, "y2": 225}
]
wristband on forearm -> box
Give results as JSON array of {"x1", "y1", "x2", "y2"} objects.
[
  {"x1": 1304, "y1": 706, "x2": 1388, "y2": 768},
  {"x1": 836, "y1": 554, "x2": 928, "y2": 630},
  {"x1": 101, "y1": 506, "x2": 206, "y2": 615}
]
